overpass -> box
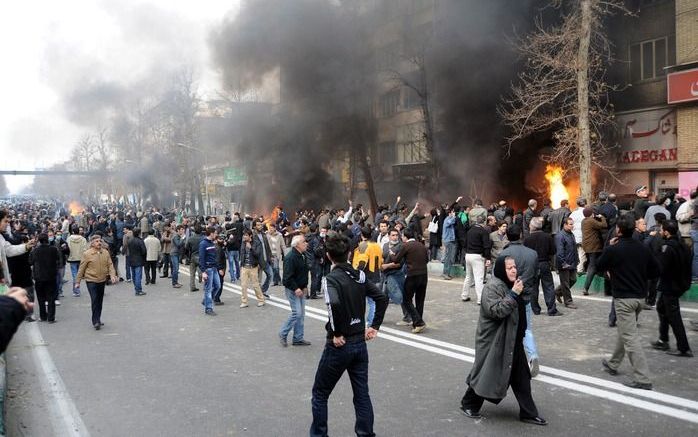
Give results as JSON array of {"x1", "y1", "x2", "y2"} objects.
[{"x1": 0, "y1": 169, "x2": 110, "y2": 176}]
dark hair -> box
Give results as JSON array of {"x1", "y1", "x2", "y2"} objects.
[
  {"x1": 243, "y1": 229, "x2": 253, "y2": 237},
  {"x1": 403, "y1": 227, "x2": 415, "y2": 239},
  {"x1": 617, "y1": 213, "x2": 635, "y2": 237},
  {"x1": 204, "y1": 226, "x2": 217, "y2": 236},
  {"x1": 148, "y1": 229, "x2": 155, "y2": 236},
  {"x1": 506, "y1": 224, "x2": 522, "y2": 241},
  {"x1": 325, "y1": 231, "x2": 350, "y2": 263},
  {"x1": 662, "y1": 220, "x2": 678, "y2": 236},
  {"x1": 309, "y1": 223, "x2": 318, "y2": 233},
  {"x1": 654, "y1": 213, "x2": 667, "y2": 226},
  {"x1": 176, "y1": 225, "x2": 184, "y2": 231},
  {"x1": 388, "y1": 227, "x2": 399, "y2": 235},
  {"x1": 132, "y1": 229, "x2": 141, "y2": 238},
  {"x1": 361, "y1": 226, "x2": 372, "y2": 240},
  {"x1": 0, "y1": 209, "x2": 7, "y2": 221},
  {"x1": 38, "y1": 233, "x2": 49, "y2": 244}
]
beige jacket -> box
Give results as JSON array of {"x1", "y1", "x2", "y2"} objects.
[
  {"x1": 76, "y1": 247, "x2": 116, "y2": 283},
  {"x1": 144, "y1": 236, "x2": 161, "y2": 261}
]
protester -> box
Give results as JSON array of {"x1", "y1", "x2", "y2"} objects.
[
  {"x1": 279, "y1": 235, "x2": 310, "y2": 347},
  {"x1": 29, "y1": 233, "x2": 60, "y2": 323},
  {"x1": 75, "y1": 234, "x2": 118, "y2": 330}
]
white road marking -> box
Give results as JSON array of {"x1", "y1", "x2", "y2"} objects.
[
  {"x1": 182, "y1": 271, "x2": 698, "y2": 423},
  {"x1": 26, "y1": 322, "x2": 92, "y2": 437}
]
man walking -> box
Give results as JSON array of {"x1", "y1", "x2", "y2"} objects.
[
  {"x1": 170, "y1": 225, "x2": 184, "y2": 288},
  {"x1": 29, "y1": 233, "x2": 60, "y2": 323},
  {"x1": 524, "y1": 218, "x2": 560, "y2": 316},
  {"x1": 555, "y1": 217, "x2": 579, "y2": 309},
  {"x1": 310, "y1": 231, "x2": 388, "y2": 437},
  {"x1": 253, "y1": 220, "x2": 274, "y2": 297},
  {"x1": 199, "y1": 226, "x2": 220, "y2": 316},
  {"x1": 597, "y1": 214, "x2": 660, "y2": 390},
  {"x1": 391, "y1": 228, "x2": 429, "y2": 334},
  {"x1": 238, "y1": 229, "x2": 266, "y2": 308},
  {"x1": 66, "y1": 226, "x2": 87, "y2": 296},
  {"x1": 461, "y1": 215, "x2": 492, "y2": 305},
  {"x1": 75, "y1": 234, "x2": 118, "y2": 330},
  {"x1": 127, "y1": 229, "x2": 147, "y2": 296},
  {"x1": 186, "y1": 226, "x2": 203, "y2": 292},
  {"x1": 159, "y1": 224, "x2": 172, "y2": 279},
  {"x1": 144, "y1": 230, "x2": 161, "y2": 285},
  {"x1": 650, "y1": 220, "x2": 693, "y2": 357},
  {"x1": 279, "y1": 235, "x2": 310, "y2": 347}
]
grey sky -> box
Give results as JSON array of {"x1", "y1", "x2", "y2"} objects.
[{"x1": 0, "y1": 0, "x2": 238, "y2": 193}]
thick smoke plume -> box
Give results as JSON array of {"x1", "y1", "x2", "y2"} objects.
[{"x1": 210, "y1": 0, "x2": 539, "y2": 207}]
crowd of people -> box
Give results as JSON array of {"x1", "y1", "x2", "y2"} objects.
[{"x1": 0, "y1": 185, "x2": 697, "y2": 433}]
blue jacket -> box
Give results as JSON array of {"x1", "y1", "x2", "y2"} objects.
[
  {"x1": 442, "y1": 215, "x2": 456, "y2": 243},
  {"x1": 555, "y1": 230, "x2": 578, "y2": 270},
  {"x1": 199, "y1": 238, "x2": 218, "y2": 271}
]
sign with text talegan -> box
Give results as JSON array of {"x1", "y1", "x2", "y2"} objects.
[{"x1": 616, "y1": 107, "x2": 677, "y2": 168}]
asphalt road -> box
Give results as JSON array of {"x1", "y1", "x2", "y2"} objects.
[{"x1": 4, "y1": 262, "x2": 698, "y2": 436}]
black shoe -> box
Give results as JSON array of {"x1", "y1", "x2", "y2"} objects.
[
  {"x1": 310, "y1": 294, "x2": 319, "y2": 299},
  {"x1": 160, "y1": 275, "x2": 168, "y2": 278},
  {"x1": 280, "y1": 336, "x2": 288, "y2": 347},
  {"x1": 25, "y1": 316, "x2": 36, "y2": 323},
  {"x1": 145, "y1": 281, "x2": 150, "y2": 285},
  {"x1": 136, "y1": 291, "x2": 147, "y2": 296},
  {"x1": 582, "y1": 290, "x2": 589, "y2": 296},
  {"x1": 292, "y1": 340, "x2": 312, "y2": 346},
  {"x1": 608, "y1": 321, "x2": 617, "y2": 327},
  {"x1": 532, "y1": 310, "x2": 541, "y2": 315},
  {"x1": 521, "y1": 416, "x2": 547, "y2": 426},
  {"x1": 191, "y1": 288, "x2": 199, "y2": 292},
  {"x1": 205, "y1": 310, "x2": 217, "y2": 316},
  {"x1": 94, "y1": 323, "x2": 101, "y2": 330},
  {"x1": 651, "y1": 340, "x2": 670, "y2": 351},
  {"x1": 601, "y1": 359, "x2": 618, "y2": 375},
  {"x1": 548, "y1": 311, "x2": 564, "y2": 316},
  {"x1": 459, "y1": 406, "x2": 481, "y2": 419},
  {"x1": 666, "y1": 350, "x2": 693, "y2": 358},
  {"x1": 214, "y1": 301, "x2": 225, "y2": 306},
  {"x1": 623, "y1": 380, "x2": 652, "y2": 390},
  {"x1": 263, "y1": 293, "x2": 270, "y2": 298},
  {"x1": 48, "y1": 320, "x2": 56, "y2": 324}
]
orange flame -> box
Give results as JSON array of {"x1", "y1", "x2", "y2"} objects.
[
  {"x1": 68, "y1": 200, "x2": 85, "y2": 216},
  {"x1": 264, "y1": 206, "x2": 282, "y2": 229},
  {"x1": 544, "y1": 165, "x2": 570, "y2": 209}
]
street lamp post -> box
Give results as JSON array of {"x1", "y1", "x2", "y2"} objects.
[{"x1": 176, "y1": 142, "x2": 210, "y2": 215}]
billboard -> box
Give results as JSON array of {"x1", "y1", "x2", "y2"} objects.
[
  {"x1": 667, "y1": 68, "x2": 698, "y2": 104},
  {"x1": 616, "y1": 107, "x2": 677, "y2": 168}
]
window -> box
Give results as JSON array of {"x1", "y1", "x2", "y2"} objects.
[
  {"x1": 628, "y1": 36, "x2": 676, "y2": 82},
  {"x1": 396, "y1": 123, "x2": 428, "y2": 164},
  {"x1": 403, "y1": 87, "x2": 421, "y2": 110},
  {"x1": 379, "y1": 90, "x2": 400, "y2": 118}
]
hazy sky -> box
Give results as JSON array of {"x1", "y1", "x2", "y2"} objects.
[{"x1": 0, "y1": 0, "x2": 238, "y2": 193}]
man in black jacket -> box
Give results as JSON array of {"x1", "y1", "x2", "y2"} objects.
[
  {"x1": 127, "y1": 229, "x2": 147, "y2": 296},
  {"x1": 278, "y1": 235, "x2": 310, "y2": 347},
  {"x1": 0, "y1": 287, "x2": 33, "y2": 354},
  {"x1": 597, "y1": 213, "x2": 660, "y2": 390},
  {"x1": 310, "y1": 231, "x2": 387, "y2": 437},
  {"x1": 238, "y1": 229, "x2": 266, "y2": 308},
  {"x1": 650, "y1": 220, "x2": 693, "y2": 357},
  {"x1": 186, "y1": 227, "x2": 203, "y2": 292},
  {"x1": 29, "y1": 233, "x2": 60, "y2": 322}
]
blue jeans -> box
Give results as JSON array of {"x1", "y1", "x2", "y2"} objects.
[
  {"x1": 69, "y1": 261, "x2": 81, "y2": 294},
  {"x1": 310, "y1": 339, "x2": 373, "y2": 437},
  {"x1": 271, "y1": 257, "x2": 281, "y2": 285},
  {"x1": 523, "y1": 303, "x2": 539, "y2": 360},
  {"x1": 131, "y1": 266, "x2": 143, "y2": 294},
  {"x1": 366, "y1": 297, "x2": 375, "y2": 327},
  {"x1": 691, "y1": 230, "x2": 698, "y2": 280},
  {"x1": 227, "y1": 250, "x2": 240, "y2": 281},
  {"x1": 56, "y1": 267, "x2": 65, "y2": 299},
  {"x1": 203, "y1": 267, "x2": 219, "y2": 312},
  {"x1": 442, "y1": 241, "x2": 457, "y2": 276},
  {"x1": 260, "y1": 263, "x2": 273, "y2": 293},
  {"x1": 170, "y1": 254, "x2": 180, "y2": 285},
  {"x1": 279, "y1": 288, "x2": 306, "y2": 342}
]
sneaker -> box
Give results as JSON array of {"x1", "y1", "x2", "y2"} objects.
[
  {"x1": 126, "y1": 279, "x2": 132, "y2": 283},
  {"x1": 601, "y1": 359, "x2": 618, "y2": 375},
  {"x1": 565, "y1": 303, "x2": 578, "y2": 309},
  {"x1": 240, "y1": 303, "x2": 249, "y2": 308},
  {"x1": 72, "y1": 293, "x2": 81, "y2": 297},
  {"x1": 642, "y1": 303, "x2": 654, "y2": 310},
  {"x1": 279, "y1": 336, "x2": 288, "y2": 347},
  {"x1": 25, "y1": 316, "x2": 36, "y2": 323},
  {"x1": 396, "y1": 320, "x2": 412, "y2": 326},
  {"x1": 529, "y1": 358, "x2": 540, "y2": 377},
  {"x1": 173, "y1": 283, "x2": 182, "y2": 288},
  {"x1": 623, "y1": 380, "x2": 652, "y2": 390},
  {"x1": 263, "y1": 293, "x2": 270, "y2": 298},
  {"x1": 666, "y1": 350, "x2": 693, "y2": 358},
  {"x1": 548, "y1": 310, "x2": 563, "y2": 316},
  {"x1": 651, "y1": 340, "x2": 669, "y2": 351},
  {"x1": 257, "y1": 301, "x2": 265, "y2": 307},
  {"x1": 292, "y1": 340, "x2": 312, "y2": 346},
  {"x1": 55, "y1": 300, "x2": 61, "y2": 306},
  {"x1": 94, "y1": 323, "x2": 101, "y2": 330},
  {"x1": 411, "y1": 324, "x2": 426, "y2": 334},
  {"x1": 205, "y1": 310, "x2": 217, "y2": 316},
  {"x1": 135, "y1": 291, "x2": 147, "y2": 296}
]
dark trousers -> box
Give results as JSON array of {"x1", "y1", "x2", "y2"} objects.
[
  {"x1": 86, "y1": 281, "x2": 105, "y2": 325},
  {"x1": 555, "y1": 270, "x2": 576, "y2": 305},
  {"x1": 214, "y1": 273, "x2": 225, "y2": 302},
  {"x1": 461, "y1": 343, "x2": 538, "y2": 419},
  {"x1": 583, "y1": 252, "x2": 601, "y2": 291},
  {"x1": 533, "y1": 261, "x2": 557, "y2": 314},
  {"x1": 403, "y1": 274, "x2": 427, "y2": 328},
  {"x1": 646, "y1": 279, "x2": 658, "y2": 306},
  {"x1": 657, "y1": 292, "x2": 691, "y2": 352},
  {"x1": 310, "y1": 340, "x2": 374, "y2": 437},
  {"x1": 145, "y1": 260, "x2": 158, "y2": 284},
  {"x1": 35, "y1": 280, "x2": 56, "y2": 321},
  {"x1": 161, "y1": 253, "x2": 171, "y2": 277}
]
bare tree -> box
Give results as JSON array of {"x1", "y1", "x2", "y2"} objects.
[{"x1": 499, "y1": 0, "x2": 628, "y2": 200}]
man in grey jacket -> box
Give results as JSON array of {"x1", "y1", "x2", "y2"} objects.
[{"x1": 501, "y1": 224, "x2": 541, "y2": 376}]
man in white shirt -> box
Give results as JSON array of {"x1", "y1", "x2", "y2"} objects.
[{"x1": 569, "y1": 197, "x2": 587, "y2": 274}]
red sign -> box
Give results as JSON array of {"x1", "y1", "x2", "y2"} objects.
[
  {"x1": 667, "y1": 68, "x2": 698, "y2": 104},
  {"x1": 621, "y1": 148, "x2": 677, "y2": 164}
]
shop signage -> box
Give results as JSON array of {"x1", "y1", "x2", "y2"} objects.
[
  {"x1": 667, "y1": 68, "x2": 698, "y2": 104},
  {"x1": 616, "y1": 108, "x2": 677, "y2": 168}
]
